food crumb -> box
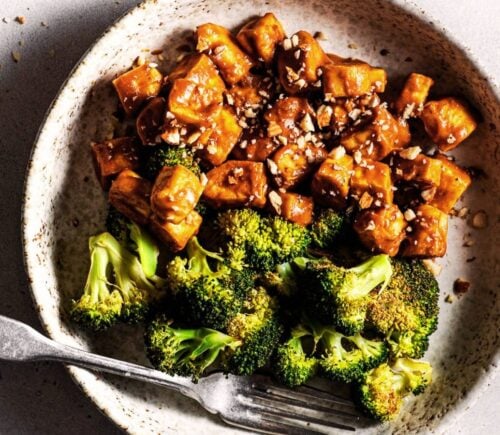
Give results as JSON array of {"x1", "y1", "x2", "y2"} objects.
[
  {"x1": 453, "y1": 278, "x2": 470, "y2": 298},
  {"x1": 15, "y1": 16, "x2": 26, "y2": 24},
  {"x1": 470, "y1": 210, "x2": 488, "y2": 229},
  {"x1": 347, "y1": 42, "x2": 358, "y2": 49},
  {"x1": 41, "y1": 21, "x2": 48, "y2": 27},
  {"x1": 404, "y1": 56, "x2": 413, "y2": 62},
  {"x1": 314, "y1": 31, "x2": 327, "y2": 41},
  {"x1": 444, "y1": 294, "x2": 454, "y2": 304},
  {"x1": 380, "y1": 48, "x2": 389, "y2": 56},
  {"x1": 11, "y1": 51, "x2": 21, "y2": 62},
  {"x1": 2, "y1": 17, "x2": 9, "y2": 23}
]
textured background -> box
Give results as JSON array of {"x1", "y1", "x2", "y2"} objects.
[{"x1": 0, "y1": 1, "x2": 497, "y2": 434}]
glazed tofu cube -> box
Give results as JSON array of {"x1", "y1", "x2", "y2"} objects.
[
  {"x1": 268, "y1": 190, "x2": 314, "y2": 226},
  {"x1": 420, "y1": 97, "x2": 477, "y2": 151},
  {"x1": 429, "y1": 154, "x2": 471, "y2": 213},
  {"x1": 113, "y1": 64, "x2": 163, "y2": 115},
  {"x1": 231, "y1": 132, "x2": 280, "y2": 162},
  {"x1": 351, "y1": 161, "x2": 393, "y2": 206},
  {"x1": 150, "y1": 210, "x2": 202, "y2": 252},
  {"x1": 196, "y1": 23, "x2": 255, "y2": 85},
  {"x1": 197, "y1": 108, "x2": 242, "y2": 166},
  {"x1": 353, "y1": 204, "x2": 407, "y2": 256},
  {"x1": 321, "y1": 58, "x2": 386, "y2": 98},
  {"x1": 394, "y1": 73, "x2": 434, "y2": 118},
  {"x1": 150, "y1": 165, "x2": 203, "y2": 224},
  {"x1": 203, "y1": 160, "x2": 268, "y2": 208},
  {"x1": 391, "y1": 153, "x2": 442, "y2": 198},
  {"x1": 227, "y1": 74, "x2": 274, "y2": 111},
  {"x1": 91, "y1": 137, "x2": 141, "y2": 190},
  {"x1": 311, "y1": 149, "x2": 354, "y2": 209},
  {"x1": 168, "y1": 54, "x2": 226, "y2": 126},
  {"x1": 341, "y1": 106, "x2": 403, "y2": 160},
  {"x1": 264, "y1": 97, "x2": 314, "y2": 141},
  {"x1": 402, "y1": 204, "x2": 448, "y2": 257},
  {"x1": 277, "y1": 31, "x2": 327, "y2": 94},
  {"x1": 109, "y1": 169, "x2": 152, "y2": 225},
  {"x1": 270, "y1": 142, "x2": 327, "y2": 189},
  {"x1": 236, "y1": 13, "x2": 286, "y2": 64},
  {"x1": 136, "y1": 97, "x2": 166, "y2": 145}
]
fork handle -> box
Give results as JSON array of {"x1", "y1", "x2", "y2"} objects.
[{"x1": 0, "y1": 315, "x2": 195, "y2": 398}]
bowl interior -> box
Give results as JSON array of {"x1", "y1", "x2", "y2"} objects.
[{"x1": 23, "y1": 0, "x2": 500, "y2": 433}]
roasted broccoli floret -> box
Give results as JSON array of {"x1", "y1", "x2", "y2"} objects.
[
  {"x1": 356, "y1": 358, "x2": 433, "y2": 421},
  {"x1": 216, "y1": 209, "x2": 311, "y2": 271},
  {"x1": 318, "y1": 327, "x2": 388, "y2": 383},
  {"x1": 144, "y1": 144, "x2": 201, "y2": 180},
  {"x1": 261, "y1": 261, "x2": 300, "y2": 298},
  {"x1": 300, "y1": 255, "x2": 393, "y2": 335},
  {"x1": 71, "y1": 231, "x2": 165, "y2": 330},
  {"x1": 106, "y1": 207, "x2": 161, "y2": 278},
  {"x1": 311, "y1": 208, "x2": 346, "y2": 249},
  {"x1": 145, "y1": 317, "x2": 241, "y2": 381},
  {"x1": 273, "y1": 320, "x2": 322, "y2": 388},
  {"x1": 224, "y1": 287, "x2": 283, "y2": 375},
  {"x1": 167, "y1": 237, "x2": 253, "y2": 330},
  {"x1": 367, "y1": 259, "x2": 439, "y2": 358}
]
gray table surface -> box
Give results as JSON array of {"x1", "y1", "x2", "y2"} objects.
[{"x1": 0, "y1": 1, "x2": 497, "y2": 434}]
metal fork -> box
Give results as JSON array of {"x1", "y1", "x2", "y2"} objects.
[{"x1": 0, "y1": 315, "x2": 369, "y2": 434}]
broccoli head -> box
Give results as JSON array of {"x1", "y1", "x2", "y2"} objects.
[
  {"x1": 356, "y1": 357, "x2": 433, "y2": 421},
  {"x1": 167, "y1": 237, "x2": 253, "y2": 330},
  {"x1": 71, "y1": 231, "x2": 165, "y2": 330},
  {"x1": 216, "y1": 209, "x2": 311, "y2": 271},
  {"x1": 145, "y1": 317, "x2": 241, "y2": 381},
  {"x1": 301, "y1": 255, "x2": 393, "y2": 335},
  {"x1": 367, "y1": 259, "x2": 439, "y2": 358},
  {"x1": 311, "y1": 208, "x2": 346, "y2": 249},
  {"x1": 224, "y1": 287, "x2": 283, "y2": 375},
  {"x1": 318, "y1": 327, "x2": 388, "y2": 383},
  {"x1": 144, "y1": 144, "x2": 201, "y2": 180},
  {"x1": 273, "y1": 321, "x2": 322, "y2": 388}
]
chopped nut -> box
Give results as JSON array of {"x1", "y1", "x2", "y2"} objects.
[
  {"x1": 329, "y1": 146, "x2": 346, "y2": 160},
  {"x1": 359, "y1": 192, "x2": 374, "y2": 209},
  {"x1": 314, "y1": 31, "x2": 327, "y2": 41},
  {"x1": 300, "y1": 113, "x2": 315, "y2": 132},
  {"x1": 186, "y1": 131, "x2": 201, "y2": 145},
  {"x1": 453, "y1": 278, "x2": 470, "y2": 298},
  {"x1": 199, "y1": 173, "x2": 208, "y2": 187},
  {"x1": 282, "y1": 38, "x2": 292, "y2": 51},
  {"x1": 15, "y1": 16, "x2": 26, "y2": 24},
  {"x1": 399, "y1": 146, "x2": 421, "y2": 160},
  {"x1": 267, "y1": 121, "x2": 283, "y2": 137},
  {"x1": 267, "y1": 158, "x2": 279, "y2": 175},
  {"x1": 268, "y1": 190, "x2": 283, "y2": 214},
  {"x1": 422, "y1": 259, "x2": 442, "y2": 276},
  {"x1": 456, "y1": 206, "x2": 469, "y2": 218},
  {"x1": 470, "y1": 210, "x2": 488, "y2": 229},
  {"x1": 444, "y1": 294, "x2": 453, "y2": 303},
  {"x1": 291, "y1": 34, "x2": 299, "y2": 47},
  {"x1": 11, "y1": 51, "x2": 21, "y2": 62},
  {"x1": 404, "y1": 208, "x2": 416, "y2": 221},
  {"x1": 421, "y1": 188, "x2": 435, "y2": 201},
  {"x1": 347, "y1": 42, "x2": 358, "y2": 49}
]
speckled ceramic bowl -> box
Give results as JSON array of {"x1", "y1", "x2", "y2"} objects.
[{"x1": 22, "y1": 0, "x2": 499, "y2": 433}]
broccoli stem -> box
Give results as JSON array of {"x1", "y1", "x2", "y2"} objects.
[
  {"x1": 186, "y1": 237, "x2": 225, "y2": 276},
  {"x1": 129, "y1": 223, "x2": 159, "y2": 278},
  {"x1": 85, "y1": 240, "x2": 112, "y2": 303},
  {"x1": 348, "y1": 254, "x2": 393, "y2": 298}
]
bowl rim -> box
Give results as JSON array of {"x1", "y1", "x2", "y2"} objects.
[{"x1": 20, "y1": 0, "x2": 500, "y2": 432}]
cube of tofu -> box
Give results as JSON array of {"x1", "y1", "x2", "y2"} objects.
[
  {"x1": 402, "y1": 204, "x2": 448, "y2": 258},
  {"x1": 394, "y1": 73, "x2": 434, "y2": 118},
  {"x1": 321, "y1": 58, "x2": 386, "y2": 98},
  {"x1": 311, "y1": 150, "x2": 354, "y2": 209},
  {"x1": 196, "y1": 23, "x2": 255, "y2": 85},
  {"x1": 270, "y1": 142, "x2": 327, "y2": 189},
  {"x1": 429, "y1": 154, "x2": 471, "y2": 213},
  {"x1": 351, "y1": 161, "x2": 393, "y2": 206},
  {"x1": 168, "y1": 54, "x2": 226, "y2": 126},
  {"x1": 203, "y1": 160, "x2": 268, "y2": 208},
  {"x1": 236, "y1": 13, "x2": 286, "y2": 64},
  {"x1": 353, "y1": 204, "x2": 407, "y2": 256},
  {"x1": 231, "y1": 132, "x2": 280, "y2": 162},
  {"x1": 108, "y1": 169, "x2": 152, "y2": 225},
  {"x1": 277, "y1": 31, "x2": 327, "y2": 94},
  {"x1": 391, "y1": 153, "x2": 442, "y2": 190},
  {"x1": 267, "y1": 190, "x2": 313, "y2": 226},
  {"x1": 150, "y1": 165, "x2": 203, "y2": 224},
  {"x1": 91, "y1": 137, "x2": 141, "y2": 190},
  {"x1": 113, "y1": 64, "x2": 163, "y2": 115},
  {"x1": 197, "y1": 108, "x2": 242, "y2": 166},
  {"x1": 150, "y1": 210, "x2": 202, "y2": 252},
  {"x1": 420, "y1": 97, "x2": 477, "y2": 151},
  {"x1": 341, "y1": 106, "x2": 403, "y2": 160},
  {"x1": 264, "y1": 97, "x2": 314, "y2": 141},
  {"x1": 136, "y1": 97, "x2": 166, "y2": 145},
  {"x1": 227, "y1": 74, "x2": 274, "y2": 111}
]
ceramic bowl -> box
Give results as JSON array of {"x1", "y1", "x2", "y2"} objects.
[{"x1": 22, "y1": 0, "x2": 499, "y2": 433}]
